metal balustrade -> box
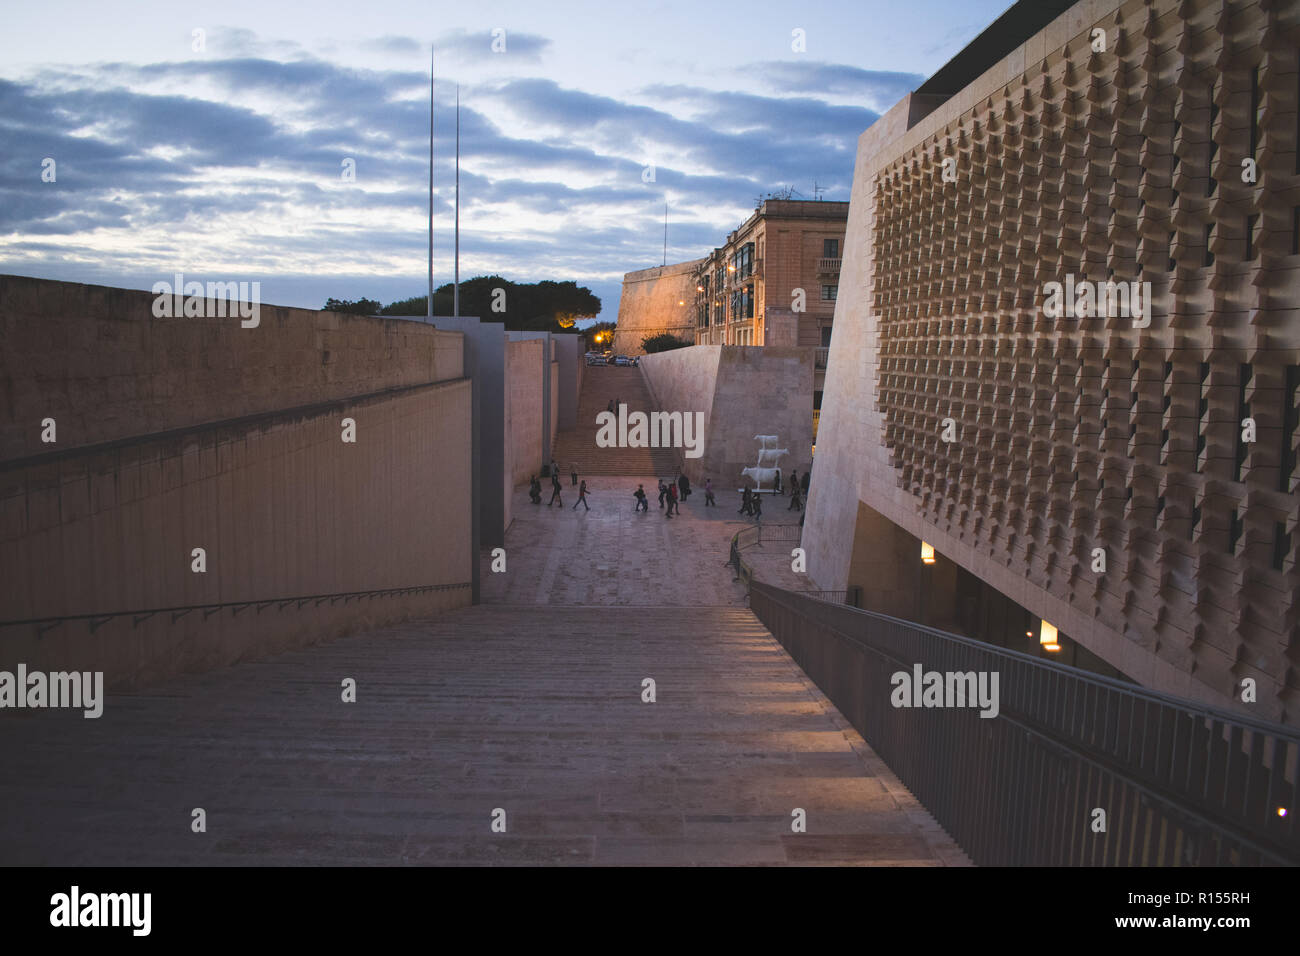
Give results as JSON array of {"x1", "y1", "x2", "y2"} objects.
[{"x1": 747, "y1": 580, "x2": 1300, "y2": 866}]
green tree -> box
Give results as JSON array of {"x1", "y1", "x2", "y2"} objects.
[
  {"x1": 641, "y1": 332, "x2": 691, "y2": 353},
  {"x1": 369, "y1": 276, "x2": 602, "y2": 332},
  {"x1": 323, "y1": 297, "x2": 382, "y2": 315}
]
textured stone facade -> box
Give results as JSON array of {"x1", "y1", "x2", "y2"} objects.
[
  {"x1": 804, "y1": 0, "x2": 1300, "y2": 723},
  {"x1": 611, "y1": 259, "x2": 705, "y2": 355}
]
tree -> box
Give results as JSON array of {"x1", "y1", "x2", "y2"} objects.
[
  {"x1": 368, "y1": 276, "x2": 602, "y2": 332},
  {"x1": 583, "y1": 320, "x2": 617, "y2": 351},
  {"x1": 323, "y1": 297, "x2": 382, "y2": 315},
  {"x1": 641, "y1": 332, "x2": 691, "y2": 353}
]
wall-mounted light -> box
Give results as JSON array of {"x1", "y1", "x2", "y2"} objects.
[
  {"x1": 920, "y1": 541, "x2": 935, "y2": 565},
  {"x1": 1040, "y1": 620, "x2": 1060, "y2": 652}
]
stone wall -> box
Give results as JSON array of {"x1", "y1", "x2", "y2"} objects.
[
  {"x1": 0, "y1": 274, "x2": 462, "y2": 461},
  {"x1": 638, "y1": 345, "x2": 814, "y2": 487},
  {"x1": 504, "y1": 338, "x2": 544, "y2": 487},
  {"x1": 612, "y1": 259, "x2": 705, "y2": 356},
  {"x1": 0, "y1": 380, "x2": 473, "y2": 688}
]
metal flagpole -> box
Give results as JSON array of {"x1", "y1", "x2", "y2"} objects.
[
  {"x1": 662, "y1": 202, "x2": 667, "y2": 266},
  {"x1": 427, "y1": 46, "x2": 434, "y2": 321},
  {"x1": 454, "y1": 83, "x2": 460, "y2": 318}
]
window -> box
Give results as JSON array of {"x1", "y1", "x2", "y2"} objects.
[
  {"x1": 821, "y1": 325, "x2": 832, "y2": 347},
  {"x1": 823, "y1": 238, "x2": 839, "y2": 258},
  {"x1": 821, "y1": 284, "x2": 838, "y2": 301}
]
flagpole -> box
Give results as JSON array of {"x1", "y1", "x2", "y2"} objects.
[
  {"x1": 427, "y1": 46, "x2": 434, "y2": 321},
  {"x1": 454, "y1": 83, "x2": 460, "y2": 318}
]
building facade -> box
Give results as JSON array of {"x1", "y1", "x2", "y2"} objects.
[
  {"x1": 691, "y1": 201, "x2": 847, "y2": 409},
  {"x1": 803, "y1": 0, "x2": 1300, "y2": 724}
]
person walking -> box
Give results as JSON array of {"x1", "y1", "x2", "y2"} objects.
[
  {"x1": 678, "y1": 471, "x2": 690, "y2": 503},
  {"x1": 790, "y1": 469, "x2": 799, "y2": 496},
  {"x1": 658, "y1": 480, "x2": 668, "y2": 509},
  {"x1": 752, "y1": 490, "x2": 763, "y2": 523},
  {"x1": 800, "y1": 470, "x2": 810, "y2": 495},
  {"x1": 666, "y1": 482, "x2": 679, "y2": 517},
  {"x1": 634, "y1": 484, "x2": 648, "y2": 512},
  {"x1": 550, "y1": 458, "x2": 559, "y2": 481},
  {"x1": 570, "y1": 464, "x2": 578, "y2": 486},
  {"x1": 529, "y1": 475, "x2": 542, "y2": 505},
  {"x1": 774, "y1": 470, "x2": 783, "y2": 495},
  {"x1": 704, "y1": 478, "x2": 715, "y2": 507},
  {"x1": 739, "y1": 487, "x2": 752, "y2": 516},
  {"x1": 549, "y1": 472, "x2": 563, "y2": 507},
  {"x1": 573, "y1": 479, "x2": 590, "y2": 511},
  {"x1": 788, "y1": 484, "x2": 803, "y2": 511}
]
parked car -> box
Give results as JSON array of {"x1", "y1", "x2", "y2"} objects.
[
  {"x1": 614, "y1": 355, "x2": 632, "y2": 367},
  {"x1": 587, "y1": 354, "x2": 607, "y2": 366}
]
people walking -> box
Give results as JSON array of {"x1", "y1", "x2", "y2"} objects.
[
  {"x1": 529, "y1": 475, "x2": 542, "y2": 505},
  {"x1": 666, "y1": 482, "x2": 679, "y2": 517},
  {"x1": 800, "y1": 470, "x2": 810, "y2": 495},
  {"x1": 752, "y1": 490, "x2": 763, "y2": 523},
  {"x1": 634, "y1": 484, "x2": 648, "y2": 512},
  {"x1": 739, "y1": 487, "x2": 753, "y2": 516},
  {"x1": 704, "y1": 478, "x2": 715, "y2": 507},
  {"x1": 549, "y1": 472, "x2": 563, "y2": 507},
  {"x1": 658, "y1": 480, "x2": 668, "y2": 509},
  {"x1": 573, "y1": 479, "x2": 590, "y2": 511},
  {"x1": 774, "y1": 470, "x2": 783, "y2": 495},
  {"x1": 789, "y1": 469, "x2": 799, "y2": 496},
  {"x1": 570, "y1": 464, "x2": 578, "y2": 486},
  {"x1": 788, "y1": 485, "x2": 803, "y2": 511},
  {"x1": 550, "y1": 458, "x2": 559, "y2": 481},
  {"x1": 678, "y1": 472, "x2": 691, "y2": 502}
]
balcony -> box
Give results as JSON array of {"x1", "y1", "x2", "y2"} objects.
[
  {"x1": 817, "y1": 257, "x2": 842, "y2": 275},
  {"x1": 815, "y1": 347, "x2": 829, "y2": 369}
]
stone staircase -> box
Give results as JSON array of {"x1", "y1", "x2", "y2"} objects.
[{"x1": 553, "y1": 365, "x2": 679, "y2": 477}]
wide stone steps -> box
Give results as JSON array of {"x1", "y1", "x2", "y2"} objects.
[
  {"x1": 555, "y1": 366, "x2": 679, "y2": 477},
  {"x1": 0, "y1": 604, "x2": 965, "y2": 865}
]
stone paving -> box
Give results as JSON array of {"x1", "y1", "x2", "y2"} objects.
[
  {"x1": 0, "y1": 476, "x2": 968, "y2": 866},
  {"x1": 481, "y1": 477, "x2": 807, "y2": 604},
  {"x1": 0, "y1": 605, "x2": 965, "y2": 865}
]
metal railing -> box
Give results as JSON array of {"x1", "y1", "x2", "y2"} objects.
[
  {"x1": 727, "y1": 525, "x2": 860, "y2": 607},
  {"x1": 0, "y1": 583, "x2": 473, "y2": 636},
  {"x1": 814, "y1": 347, "x2": 829, "y2": 369},
  {"x1": 747, "y1": 580, "x2": 1300, "y2": 866}
]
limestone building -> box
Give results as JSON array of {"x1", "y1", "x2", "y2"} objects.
[
  {"x1": 803, "y1": 0, "x2": 1300, "y2": 724},
  {"x1": 610, "y1": 259, "x2": 705, "y2": 356},
  {"x1": 691, "y1": 200, "x2": 848, "y2": 352}
]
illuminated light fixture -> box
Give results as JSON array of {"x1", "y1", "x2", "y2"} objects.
[
  {"x1": 920, "y1": 541, "x2": 935, "y2": 565},
  {"x1": 1280, "y1": 808, "x2": 1288, "y2": 817},
  {"x1": 678, "y1": 300, "x2": 684, "y2": 305},
  {"x1": 1040, "y1": 619, "x2": 1061, "y2": 652}
]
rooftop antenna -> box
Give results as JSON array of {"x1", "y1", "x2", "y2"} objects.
[
  {"x1": 662, "y1": 202, "x2": 667, "y2": 267},
  {"x1": 454, "y1": 83, "x2": 460, "y2": 318},
  {"x1": 812, "y1": 180, "x2": 825, "y2": 201},
  {"x1": 427, "y1": 46, "x2": 434, "y2": 321}
]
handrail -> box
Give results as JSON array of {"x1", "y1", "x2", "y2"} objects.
[
  {"x1": 0, "y1": 582, "x2": 473, "y2": 635},
  {"x1": 748, "y1": 579, "x2": 1300, "y2": 866}
]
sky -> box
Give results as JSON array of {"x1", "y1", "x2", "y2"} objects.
[{"x1": 0, "y1": 0, "x2": 1011, "y2": 323}]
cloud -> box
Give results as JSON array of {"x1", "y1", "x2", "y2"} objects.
[{"x1": 0, "y1": 37, "x2": 873, "y2": 318}]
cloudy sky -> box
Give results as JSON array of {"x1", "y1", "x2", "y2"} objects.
[{"x1": 0, "y1": 0, "x2": 1009, "y2": 322}]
